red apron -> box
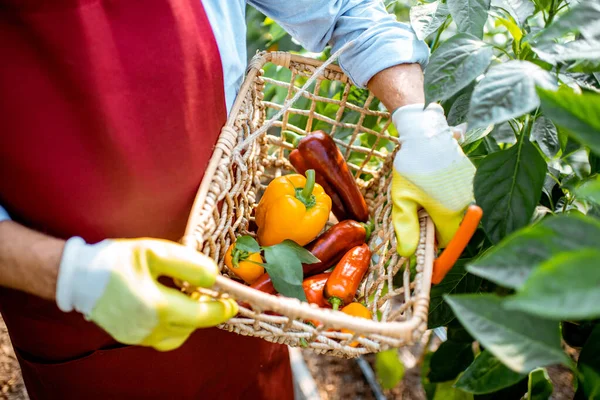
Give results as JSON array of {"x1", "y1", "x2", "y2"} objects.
[{"x1": 0, "y1": 0, "x2": 293, "y2": 399}]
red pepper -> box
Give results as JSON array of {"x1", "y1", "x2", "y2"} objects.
[
  {"x1": 302, "y1": 273, "x2": 332, "y2": 308},
  {"x1": 249, "y1": 272, "x2": 277, "y2": 295},
  {"x1": 289, "y1": 149, "x2": 348, "y2": 221},
  {"x1": 324, "y1": 244, "x2": 371, "y2": 310},
  {"x1": 303, "y1": 220, "x2": 371, "y2": 276},
  {"x1": 298, "y1": 131, "x2": 369, "y2": 222}
]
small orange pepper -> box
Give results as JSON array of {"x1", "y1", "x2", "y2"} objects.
[
  {"x1": 341, "y1": 302, "x2": 372, "y2": 347},
  {"x1": 224, "y1": 242, "x2": 264, "y2": 284}
]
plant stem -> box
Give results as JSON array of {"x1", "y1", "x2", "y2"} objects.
[
  {"x1": 547, "y1": 0, "x2": 557, "y2": 25},
  {"x1": 493, "y1": 45, "x2": 513, "y2": 59},
  {"x1": 430, "y1": 18, "x2": 449, "y2": 53}
]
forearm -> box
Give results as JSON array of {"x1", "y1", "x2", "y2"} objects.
[
  {"x1": 367, "y1": 63, "x2": 425, "y2": 112},
  {"x1": 0, "y1": 221, "x2": 64, "y2": 300}
]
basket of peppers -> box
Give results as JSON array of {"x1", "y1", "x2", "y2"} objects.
[{"x1": 180, "y1": 52, "x2": 437, "y2": 358}]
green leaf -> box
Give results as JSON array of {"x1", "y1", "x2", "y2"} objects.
[
  {"x1": 375, "y1": 349, "x2": 405, "y2": 390},
  {"x1": 577, "y1": 365, "x2": 600, "y2": 400},
  {"x1": 537, "y1": 87, "x2": 600, "y2": 155},
  {"x1": 410, "y1": 1, "x2": 450, "y2": 41},
  {"x1": 424, "y1": 34, "x2": 494, "y2": 106},
  {"x1": 447, "y1": 321, "x2": 474, "y2": 343},
  {"x1": 492, "y1": 0, "x2": 536, "y2": 25},
  {"x1": 468, "y1": 215, "x2": 600, "y2": 289},
  {"x1": 428, "y1": 341, "x2": 474, "y2": 383},
  {"x1": 447, "y1": 92, "x2": 472, "y2": 126},
  {"x1": 527, "y1": 368, "x2": 553, "y2": 400},
  {"x1": 234, "y1": 235, "x2": 261, "y2": 253},
  {"x1": 577, "y1": 326, "x2": 600, "y2": 400},
  {"x1": 455, "y1": 350, "x2": 527, "y2": 394},
  {"x1": 533, "y1": 38, "x2": 600, "y2": 72},
  {"x1": 490, "y1": 121, "x2": 517, "y2": 144},
  {"x1": 433, "y1": 381, "x2": 474, "y2": 400},
  {"x1": 474, "y1": 138, "x2": 547, "y2": 243},
  {"x1": 429, "y1": 261, "x2": 482, "y2": 328},
  {"x1": 576, "y1": 177, "x2": 600, "y2": 204},
  {"x1": 591, "y1": 153, "x2": 600, "y2": 175},
  {"x1": 532, "y1": 0, "x2": 552, "y2": 12},
  {"x1": 263, "y1": 244, "x2": 307, "y2": 302},
  {"x1": 468, "y1": 61, "x2": 557, "y2": 129},
  {"x1": 277, "y1": 240, "x2": 320, "y2": 264},
  {"x1": 531, "y1": 116, "x2": 559, "y2": 159},
  {"x1": 465, "y1": 126, "x2": 495, "y2": 146},
  {"x1": 505, "y1": 250, "x2": 600, "y2": 320},
  {"x1": 494, "y1": 15, "x2": 523, "y2": 42},
  {"x1": 536, "y1": 1, "x2": 600, "y2": 42},
  {"x1": 445, "y1": 294, "x2": 570, "y2": 373},
  {"x1": 448, "y1": 0, "x2": 491, "y2": 38}
]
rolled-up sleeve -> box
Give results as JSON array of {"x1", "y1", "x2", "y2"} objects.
[
  {"x1": 248, "y1": 0, "x2": 430, "y2": 88},
  {"x1": 0, "y1": 205, "x2": 10, "y2": 222}
]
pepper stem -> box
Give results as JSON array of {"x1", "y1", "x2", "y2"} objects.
[
  {"x1": 295, "y1": 169, "x2": 317, "y2": 208},
  {"x1": 329, "y1": 297, "x2": 342, "y2": 311},
  {"x1": 302, "y1": 170, "x2": 316, "y2": 199},
  {"x1": 360, "y1": 220, "x2": 375, "y2": 242}
]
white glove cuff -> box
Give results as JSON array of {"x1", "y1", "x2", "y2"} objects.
[
  {"x1": 392, "y1": 103, "x2": 450, "y2": 140},
  {"x1": 56, "y1": 237, "x2": 112, "y2": 317}
]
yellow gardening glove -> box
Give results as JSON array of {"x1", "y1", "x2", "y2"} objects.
[
  {"x1": 56, "y1": 237, "x2": 238, "y2": 351},
  {"x1": 391, "y1": 104, "x2": 475, "y2": 257}
]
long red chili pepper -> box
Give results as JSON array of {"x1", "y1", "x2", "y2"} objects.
[
  {"x1": 303, "y1": 273, "x2": 332, "y2": 308},
  {"x1": 289, "y1": 149, "x2": 348, "y2": 221},
  {"x1": 324, "y1": 244, "x2": 371, "y2": 310},
  {"x1": 297, "y1": 131, "x2": 369, "y2": 222},
  {"x1": 248, "y1": 272, "x2": 277, "y2": 295}
]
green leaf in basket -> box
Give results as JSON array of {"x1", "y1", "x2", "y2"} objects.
[
  {"x1": 262, "y1": 241, "x2": 310, "y2": 302},
  {"x1": 235, "y1": 235, "x2": 261, "y2": 254},
  {"x1": 277, "y1": 240, "x2": 320, "y2": 264}
]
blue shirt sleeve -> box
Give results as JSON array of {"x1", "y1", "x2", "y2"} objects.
[
  {"x1": 0, "y1": 205, "x2": 10, "y2": 222},
  {"x1": 248, "y1": 0, "x2": 430, "y2": 89}
]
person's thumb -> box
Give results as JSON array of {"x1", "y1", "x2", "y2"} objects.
[{"x1": 427, "y1": 207, "x2": 465, "y2": 249}]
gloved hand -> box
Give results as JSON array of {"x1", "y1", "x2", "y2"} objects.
[
  {"x1": 391, "y1": 103, "x2": 476, "y2": 257},
  {"x1": 56, "y1": 237, "x2": 238, "y2": 351}
]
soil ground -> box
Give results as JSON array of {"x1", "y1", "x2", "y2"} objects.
[{"x1": 0, "y1": 316, "x2": 576, "y2": 400}]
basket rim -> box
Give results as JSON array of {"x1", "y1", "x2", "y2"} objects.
[{"x1": 210, "y1": 211, "x2": 435, "y2": 339}]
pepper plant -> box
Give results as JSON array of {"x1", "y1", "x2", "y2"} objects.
[
  {"x1": 415, "y1": 0, "x2": 600, "y2": 398},
  {"x1": 247, "y1": 0, "x2": 600, "y2": 396}
]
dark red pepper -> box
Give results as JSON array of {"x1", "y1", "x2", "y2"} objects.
[
  {"x1": 324, "y1": 244, "x2": 371, "y2": 310},
  {"x1": 289, "y1": 149, "x2": 348, "y2": 221},
  {"x1": 297, "y1": 131, "x2": 369, "y2": 222},
  {"x1": 302, "y1": 273, "x2": 332, "y2": 308},
  {"x1": 303, "y1": 220, "x2": 370, "y2": 276}
]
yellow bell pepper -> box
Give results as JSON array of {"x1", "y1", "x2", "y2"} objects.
[{"x1": 255, "y1": 170, "x2": 332, "y2": 246}]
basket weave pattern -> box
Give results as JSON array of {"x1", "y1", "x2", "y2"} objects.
[{"x1": 182, "y1": 52, "x2": 435, "y2": 358}]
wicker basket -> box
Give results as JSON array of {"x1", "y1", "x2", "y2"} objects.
[{"x1": 181, "y1": 52, "x2": 435, "y2": 358}]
